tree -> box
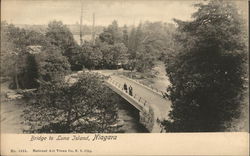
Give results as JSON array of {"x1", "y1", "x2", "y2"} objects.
[
  {"x1": 122, "y1": 25, "x2": 129, "y2": 47},
  {"x1": 20, "y1": 54, "x2": 40, "y2": 89},
  {"x1": 128, "y1": 26, "x2": 137, "y2": 59},
  {"x1": 98, "y1": 42, "x2": 128, "y2": 69},
  {"x1": 78, "y1": 42, "x2": 103, "y2": 69},
  {"x1": 23, "y1": 72, "x2": 119, "y2": 133},
  {"x1": 99, "y1": 20, "x2": 122, "y2": 45},
  {"x1": 1, "y1": 22, "x2": 43, "y2": 89},
  {"x1": 37, "y1": 46, "x2": 71, "y2": 82},
  {"x1": 109, "y1": 43, "x2": 128, "y2": 67},
  {"x1": 134, "y1": 44, "x2": 157, "y2": 72},
  {"x1": 45, "y1": 20, "x2": 79, "y2": 70},
  {"x1": 127, "y1": 22, "x2": 168, "y2": 72},
  {"x1": 162, "y1": 0, "x2": 247, "y2": 132}
]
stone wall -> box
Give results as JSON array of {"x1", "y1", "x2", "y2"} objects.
[{"x1": 139, "y1": 106, "x2": 155, "y2": 132}]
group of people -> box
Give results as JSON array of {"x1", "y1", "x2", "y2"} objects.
[{"x1": 123, "y1": 83, "x2": 133, "y2": 96}]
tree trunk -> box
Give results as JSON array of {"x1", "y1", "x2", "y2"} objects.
[
  {"x1": 15, "y1": 63, "x2": 19, "y2": 89},
  {"x1": 66, "y1": 97, "x2": 73, "y2": 132}
]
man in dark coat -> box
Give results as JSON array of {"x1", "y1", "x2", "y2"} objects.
[
  {"x1": 129, "y1": 85, "x2": 133, "y2": 96},
  {"x1": 124, "y1": 83, "x2": 128, "y2": 93}
]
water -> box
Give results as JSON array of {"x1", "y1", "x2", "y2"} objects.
[{"x1": 116, "y1": 99, "x2": 149, "y2": 133}]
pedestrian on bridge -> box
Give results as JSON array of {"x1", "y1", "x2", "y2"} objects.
[
  {"x1": 129, "y1": 85, "x2": 133, "y2": 96},
  {"x1": 123, "y1": 83, "x2": 128, "y2": 93}
]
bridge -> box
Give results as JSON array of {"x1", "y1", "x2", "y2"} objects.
[{"x1": 97, "y1": 70, "x2": 172, "y2": 133}]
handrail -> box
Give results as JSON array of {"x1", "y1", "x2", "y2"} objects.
[
  {"x1": 118, "y1": 75, "x2": 167, "y2": 99},
  {"x1": 107, "y1": 77, "x2": 150, "y2": 111}
]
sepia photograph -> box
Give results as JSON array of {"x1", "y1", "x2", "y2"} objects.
[{"x1": 0, "y1": 0, "x2": 249, "y2": 155}]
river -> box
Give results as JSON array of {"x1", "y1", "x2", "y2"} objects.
[{"x1": 117, "y1": 98, "x2": 149, "y2": 133}]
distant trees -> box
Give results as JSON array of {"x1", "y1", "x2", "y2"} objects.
[
  {"x1": 72, "y1": 20, "x2": 176, "y2": 72},
  {"x1": 122, "y1": 25, "x2": 129, "y2": 47},
  {"x1": 62, "y1": 19, "x2": 176, "y2": 72},
  {"x1": 70, "y1": 20, "x2": 129, "y2": 70},
  {"x1": 162, "y1": 0, "x2": 247, "y2": 132},
  {"x1": 1, "y1": 21, "x2": 71, "y2": 89},
  {"x1": 1, "y1": 18, "x2": 178, "y2": 88},
  {"x1": 97, "y1": 21, "x2": 128, "y2": 68},
  {"x1": 99, "y1": 20, "x2": 122, "y2": 44},
  {"x1": 127, "y1": 22, "x2": 176, "y2": 72},
  {"x1": 24, "y1": 73, "x2": 119, "y2": 133}
]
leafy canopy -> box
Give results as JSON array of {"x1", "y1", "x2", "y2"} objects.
[
  {"x1": 162, "y1": 0, "x2": 247, "y2": 132},
  {"x1": 24, "y1": 72, "x2": 119, "y2": 133}
]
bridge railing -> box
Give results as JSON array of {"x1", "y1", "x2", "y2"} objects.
[
  {"x1": 106, "y1": 77, "x2": 150, "y2": 112},
  {"x1": 117, "y1": 74, "x2": 168, "y2": 99}
]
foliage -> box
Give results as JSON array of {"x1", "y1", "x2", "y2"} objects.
[
  {"x1": 23, "y1": 72, "x2": 119, "y2": 133},
  {"x1": 1, "y1": 22, "x2": 20, "y2": 77},
  {"x1": 99, "y1": 42, "x2": 128, "y2": 69},
  {"x1": 1, "y1": 21, "x2": 71, "y2": 88},
  {"x1": 71, "y1": 40, "x2": 128, "y2": 70},
  {"x1": 37, "y1": 46, "x2": 71, "y2": 82},
  {"x1": 99, "y1": 20, "x2": 122, "y2": 44},
  {"x1": 45, "y1": 20, "x2": 79, "y2": 70},
  {"x1": 70, "y1": 20, "x2": 176, "y2": 72},
  {"x1": 127, "y1": 22, "x2": 176, "y2": 72},
  {"x1": 1, "y1": 22, "x2": 44, "y2": 89},
  {"x1": 162, "y1": 0, "x2": 247, "y2": 132},
  {"x1": 122, "y1": 25, "x2": 129, "y2": 47},
  {"x1": 72, "y1": 42, "x2": 103, "y2": 69}
]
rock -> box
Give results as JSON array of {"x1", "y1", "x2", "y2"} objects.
[
  {"x1": 68, "y1": 78, "x2": 78, "y2": 84},
  {"x1": 70, "y1": 73, "x2": 78, "y2": 78},
  {"x1": 110, "y1": 119, "x2": 124, "y2": 127},
  {"x1": 6, "y1": 92, "x2": 23, "y2": 100},
  {"x1": 77, "y1": 71, "x2": 83, "y2": 74}
]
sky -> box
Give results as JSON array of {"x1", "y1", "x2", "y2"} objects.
[
  {"x1": 1, "y1": 0, "x2": 200, "y2": 26},
  {"x1": 1, "y1": 0, "x2": 247, "y2": 26}
]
